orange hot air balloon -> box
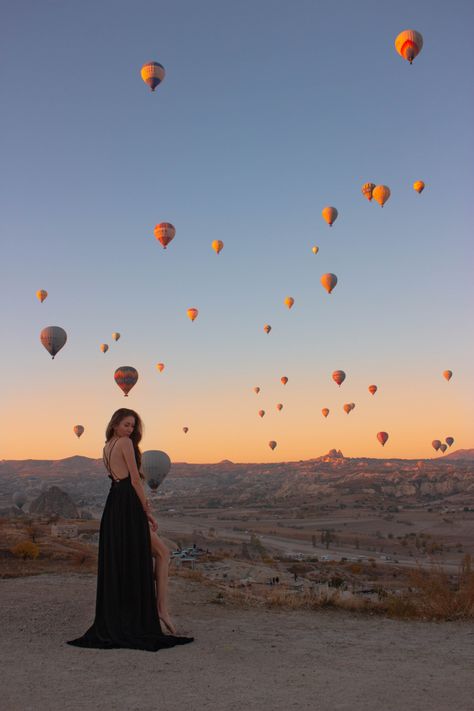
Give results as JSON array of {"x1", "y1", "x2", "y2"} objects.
[
  {"x1": 263, "y1": 324, "x2": 272, "y2": 334},
  {"x1": 377, "y1": 431, "x2": 389, "y2": 447},
  {"x1": 187, "y1": 308, "x2": 199, "y2": 322},
  {"x1": 112, "y1": 332, "x2": 120, "y2": 341},
  {"x1": 268, "y1": 440, "x2": 277, "y2": 450},
  {"x1": 73, "y1": 425, "x2": 84, "y2": 438},
  {"x1": 322, "y1": 408, "x2": 330, "y2": 418},
  {"x1": 443, "y1": 370, "x2": 452, "y2": 381},
  {"x1": 395, "y1": 30, "x2": 423, "y2": 65},
  {"x1": 322, "y1": 206, "x2": 338, "y2": 226},
  {"x1": 368, "y1": 385, "x2": 378, "y2": 395},
  {"x1": 343, "y1": 403, "x2": 352, "y2": 414},
  {"x1": 258, "y1": 410, "x2": 265, "y2": 418},
  {"x1": 362, "y1": 183, "x2": 375, "y2": 201},
  {"x1": 253, "y1": 386, "x2": 260, "y2": 394},
  {"x1": 100, "y1": 343, "x2": 109, "y2": 353},
  {"x1": 445, "y1": 437, "x2": 454, "y2": 447},
  {"x1": 276, "y1": 403, "x2": 283, "y2": 411},
  {"x1": 183, "y1": 427, "x2": 189, "y2": 434},
  {"x1": 413, "y1": 180, "x2": 425, "y2": 194},
  {"x1": 280, "y1": 376, "x2": 288, "y2": 385},
  {"x1": 321, "y1": 273, "x2": 338, "y2": 294},
  {"x1": 284, "y1": 296, "x2": 294, "y2": 309},
  {"x1": 36, "y1": 289, "x2": 48, "y2": 303},
  {"x1": 212, "y1": 239, "x2": 224, "y2": 254},
  {"x1": 372, "y1": 185, "x2": 391, "y2": 207},
  {"x1": 114, "y1": 366, "x2": 138, "y2": 397},
  {"x1": 140, "y1": 61, "x2": 165, "y2": 91},
  {"x1": 154, "y1": 222, "x2": 176, "y2": 249},
  {"x1": 350, "y1": 402, "x2": 355, "y2": 411},
  {"x1": 312, "y1": 246, "x2": 319, "y2": 255},
  {"x1": 439, "y1": 443, "x2": 447, "y2": 453},
  {"x1": 332, "y1": 370, "x2": 346, "y2": 387},
  {"x1": 156, "y1": 362, "x2": 165, "y2": 372},
  {"x1": 432, "y1": 439, "x2": 441, "y2": 451}
]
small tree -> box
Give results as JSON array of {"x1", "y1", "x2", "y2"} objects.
[{"x1": 11, "y1": 541, "x2": 40, "y2": 560}]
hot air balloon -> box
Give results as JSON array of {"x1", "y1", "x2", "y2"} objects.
[
  {"x1": 140, "y1": 61, "x2": 166, "y2": 91},
  {"x1": 112, "y1": 332, "x2": 120, "y2": 341},
  {"x1": 183, "y1": 427, "x2": 189, "y2": 434},
  {"x1": 445, "y1": 437, "x2": 454, "y2": 447},
  {"x1": 73, "y1": 425, "x2": 84, "y2": 438},
  {"x1": 362, "y1": 183, "x2": 375, "y2": 201},
  {"x1": 12, "y1": 491, "x2": 26, "y2": 509},
  {"x1": 322, "y1": 408, "x2": 330, "y2": 418},
  {"x1": 40, "y1": 326, "x2": 67, "y2": 359},
  {"x1": 212, "y1": 240, "x2": 224, "y2": 254},
  {"x1": 368, "y1": 385, "x2": 378, "y2": 395},
  {"x1": 343, "y1": 403, "x2": 352, "y2": 414},
  {"x1": 377, "y1": 431, "x2": 389, "y2": 447},
  {"x1": 372, "y1": 185, "x2": 391, "y2": 207},
  {"x1": 268, "y1": 441, "x2": 277, "y2": 450},
  {"x1": 187, "y1": 308, "x2": 199, "y2": 322},
  {"x1": 100, "y1": 343, "x2": 109, "y2": 353},
  {"x1": 114, "y1": 366, "x2": 138, "y2": 397},
  {"x1": 350, "y1": 403, "x2": 355, "y2": 411},
  {"x1": 322, "y1": 206, "x2": 338, "y2": 226},
  {"x1": 148, "y1": 480, "x2": 159, "y2": 491},
  {"x1": 156, "y1": 362, "x2": 165, "y2": 372},
  {"x1": 142, "y1": 450, "x2": 171, "y2": 489},
  {"x1": 264, "y1": 324, "x2": 272, "y2": 334},
  {"x1": 253, "y1": 387, "x2": 260, "y2": 394},
  {"x1": 281, "y1": 377, "x2": 288, "y2": 385},
  {"x1": 395, "y1": 30, "x2": 423, "y2": 64},
  {"x1": 284, "y1": 296, "x2": 294, "y2": 309},
  {"x1": 321, "y1": 273, "x2": 338, "y2": 294},
  {"x1": 276, "y1": 403, "x2": 283, "y2": 411},
  {"x1": 432, "y1": 439, "x2": 441, "y2": 451},
  {"x1": 312, "y1": 246, "x2": 319, "y2": 255},
  {"x1": 413, "y1": 181, "x2": 425, "y2": 194},
  {"x1": 443, "y1": 370, "x2": 452, "y2": 381},
  {"x1": 439, "y1": 443, "x2": 447, "y2": 453},
  {"x1": 36, "y1": 290, "x2": 48, "y2": 303},
  {"x1": 154, "y1": 222, "x2": 176, "y2": 249},
  {"x1": 332, "y1": 370, "x2": 346, "y2": 387},
  {"x1": 258, "y1": 410, "x2": 265, "y2": 418}
]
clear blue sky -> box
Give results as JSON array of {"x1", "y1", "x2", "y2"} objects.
[{"x1": 1, "y1": 0, "x2": 473, "y2": 461}]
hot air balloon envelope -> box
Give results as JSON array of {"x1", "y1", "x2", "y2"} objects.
[
  {"x1": 322, "y1": 408, "x2": 330, "y2": 418},
  {"x1": 322, "y1": 207, "x2": 338, "y2": 226},
  {"x1": 413, "y1": 181, "x2": 425, "y2": 194},
  {"x1": 432, "y1": 439, "x2": 441, "y2": 451},
  {"x1": 332, "y1": 370, "x2": 346, "y2": 387},
  {"x1": 40, "y1": 326, "x2": 67, "y2": 359},
  {"x1": 112, "y1": 332, "x2": 121, "y2": 341},
  {"x1": 212, "y1": 240, "x2": 224, "y2": 254},
  {"x1": 321, "y1": 273, "x2": 338, "y2": 294},
  {"x1": 36, "y1": 290, "x2": 48, "y2": 303},
  {"x1": 114, "y1": 366, "x2": 138, "y2": 396},
  {"x1": 372, "y1": 185, "x2": 391, "y2": 207},
  {"x1": 268, "y1": 441, "x2": 277, "y2": 450},
  {"x1": 377, "y1": 432, "x2": 389, "y2": 446},
  {"x1": 395, "y1": 30, "x2": 423, "y2": 64},
  {"x1": 154, "y1": 222, "x2": 176, "y2": 249},
  {"x1": 187, "y1": 308, "x2": 199, "y2": 322},
  {"x1": 443, "y1": 370, "x2": 452, "y2": 381},
  {"x1": 142, "y1": 450, "x2": 171, "y2": 488},
  {"x1": 73, "y1": 425, "x2": 84, "y2": 438},
  {"x1": 140, "y1": 61, "x2": 166, "y2": 91},
  {"x1": 362, "y1": 183, "x2": 375, "y2": 201},
  {"x1": 445, "y1": 437, "x2": 454, "y2": 447}
]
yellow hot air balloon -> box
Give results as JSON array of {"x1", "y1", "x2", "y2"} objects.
[
  {"x1": 187, "y1": 308, "x2": 199, "y2": 322},
  {"x1": 112, "y1": 332, "x2": 121, "y2": 341},
  {"x1": 322, "y1": 206, "x2": 338, "y2": 226},
  {"x1": 372, "y1": 185, "x2": 391, "y2": 207},
  {"x1": 100, "y1": 343, "x2": 109, "y2": 353},
  {"x1": 263, "y1": 324, "x2": 272, "y2": 334},
  {"x1": 140, "y1": 61, "x2": 166, "y2": 91},
  {"x1": 312, "y1": 246, "x2": 319, "y2": 255},
  {"x1": 322, "y1": 408, "x2": 330, "y2": 418},
  {"x1": 212, "y1": 239, "x2": 224, "y2": 254},
  {"x1": 362, "y1": 183, "x2": 375, "y2": 201},
  {"x1": 284, "y1": 296, "x2": 294, "y2": 309},
  {"x1": 156, "y1": 362, "x2": 165, "y2": 372},
  {"x1": 276, "y1": 403, "x2": 283, "y2": 411},
  {"x1": 73, "y1": 425, "x2": 84, "y2": 438},
  {"x1": 443, "y1": 370, "x2": 453, "y2": 382},
  {"x1": 268, "y1": 440, "x2": 277, "y2": 450},
  {"x1": 395, "y1": 30, "x2": 423, "y2": 65},
  {"x1": 321, "y1": 273, "x2": 338, "y2": 294},
  {"x1": 413, "y1": 180, "x2": 425, "y2": 194},
  {"x1": 36, "y1": 290, "x2": 48, "y2": 303}
]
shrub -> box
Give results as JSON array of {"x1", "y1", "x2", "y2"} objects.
[{"x1": 11, "y1": 541, "x2": 40, "y2": 560}]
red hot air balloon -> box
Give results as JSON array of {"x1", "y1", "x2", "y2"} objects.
[
  {"x1": 377, "y1": 431, "x2": 389, "y2": 446},
  {"x1": 268, "y1": 441, "x2": 277, "y2": 450},
  {"x1": 432, "y1": 439, "x2": 441, "y2": 451},
  {"x1": 73, "y1": 425, "x2": 84, "y2": 438},
  {"x1": 443, "y1": 370, "x2": 453, "y2": 381},
  {"x1": 154, "y1": 222, "x2": 176, "y2": 249},
  {"x1": 445, "y1": 437, "x2": 454, "y2": 447},
  {"x1": 343, "y1": 403, "x2": 352, "y2": 414},
  {"x1": 258, "y1": 410, "x2": 265, "y2": 418},
  {"x1": 183, "y1": 427, "x2": 189, "y2": 434},
  {"x1": 332, "y1": 370, "x2": 346, "y2": 387},
  {"x1": 276, "y1": 403, "x2": 283, "y2": 411},
  {"x1": 114, "y1": 366, "x2": 138, "y2": 396},
  {"x1": 281, "y1": 376, "x2": 288, "y2": 385},
  {"x1": 439, "y1": 444, "x2": 447, "y2": 453},
  {"x1": 368, "y1": 385, "x2": 377, "y2": 395},
  {"x1": 322, "y1": 408, "x2": 330, "y2": 418}
]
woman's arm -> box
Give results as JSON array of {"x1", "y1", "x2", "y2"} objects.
[{"x1": 120, "y1": 438, "x2": 149, "y2": 513}]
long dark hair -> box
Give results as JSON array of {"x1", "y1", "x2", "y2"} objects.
[{"x1": 105, "y1": 409, "x2": 144, "y2": 480}]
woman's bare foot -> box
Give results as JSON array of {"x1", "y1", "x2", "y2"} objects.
[{"x1": 158, "y1": 611, "x2": 177, "y2": 635}]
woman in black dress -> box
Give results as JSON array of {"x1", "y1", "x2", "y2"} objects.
[{"x1": 67, "y1": 408, "x2": 194, "y2": 651}]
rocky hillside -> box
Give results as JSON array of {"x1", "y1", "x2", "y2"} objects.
[{"x1": 29, "y1": 486, "x2": 79, "y2": 519}]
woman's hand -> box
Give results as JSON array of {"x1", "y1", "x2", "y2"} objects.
[{"x1": 147, "y1": 513, "x2": 158, "y2": 531}]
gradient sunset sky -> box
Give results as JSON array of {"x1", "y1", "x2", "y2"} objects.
[{"x1": 2, "y1": 0, "x2": 473, "y2": 462}]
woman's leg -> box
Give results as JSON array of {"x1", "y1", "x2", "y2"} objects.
[{"x1": 149, "y1": 527, "x2": 176, "y2": 633}]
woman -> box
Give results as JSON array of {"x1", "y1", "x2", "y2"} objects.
[{"x1": 67, "y1": 408, "x2": 194, "y2": 651}]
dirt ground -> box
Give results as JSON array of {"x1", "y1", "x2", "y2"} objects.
[{"x1": 2, "y1": 573, "x2": 474, "y2": 711}]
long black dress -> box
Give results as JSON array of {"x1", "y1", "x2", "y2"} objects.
[{"x1": 67, "y1": 442, "x2": 194, "y2": 651}]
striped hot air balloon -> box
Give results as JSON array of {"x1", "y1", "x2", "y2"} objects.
[
  {"x1": 362, "y1": 183, "x2": 375, "y2": 201},
  {"x1": 395, "y1": 30, "x2": 423, "y2": 65},
  {"x1": 40, "y1": 326, "x2": 67, "y2": 359},
  {"x1": 114, "y1": 366, "x2": 139, "y2": 397},
  {"x1": 140, "y1": 61, "x2": 166, "y2": 91},
  {"x1": 154, "y1": 222, "x2": 175, "y2": 249}
]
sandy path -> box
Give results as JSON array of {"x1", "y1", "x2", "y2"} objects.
[{"x1": 1, "y1": 573, "x2": 474, "y2": 711}]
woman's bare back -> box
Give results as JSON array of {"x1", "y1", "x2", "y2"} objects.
[{"x1": 103, "y1": 437, "x2": 129, "y2": 480}]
